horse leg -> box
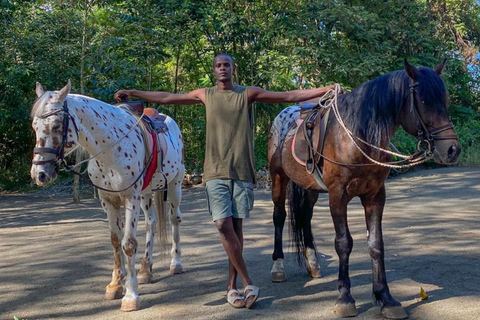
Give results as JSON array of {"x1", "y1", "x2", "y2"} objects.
[
  {"x1": 168, "y1": 180, "x2": 183, "y2": 274},
  {"x1": 101, "y1": 193, "x2": 126, "y2": 301},
  {"x1": 271, "y1": 173, "x2": 289, "y2": 282},
  {"x1": 329, "y1": 192, "x2": 357, "y2": 317},
  {"x1": 288, "y1": 182, "x2": 322, "y2": 278},
  {"x1": 120, "y1": 194, "x2": 141, "y2": 312},
  {"x1": 362, "y1": 186, "x2": 407, "y2": 319},
  {"x1": 137, "y1": 194, "x2": 156, "y2": 284},
  {"x1": 302, "y1": 190, "x2": 321, "y2": 278}
]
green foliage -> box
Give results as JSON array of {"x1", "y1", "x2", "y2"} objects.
[
  {"x1": 1, "y1": 0, "x2": 479, "y2": 191},
  {"x1": 454, "y1": 117, "x2": 480, "y2": 165}
]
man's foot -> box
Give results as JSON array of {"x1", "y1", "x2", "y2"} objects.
[
  {"x1": 227, "y1": 289, "x2": 245, "y2": 308},
  {"x1": 244, "y1": 285, "x2": 260, "y2": 309}
]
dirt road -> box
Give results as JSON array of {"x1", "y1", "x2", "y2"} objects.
[{"x1": 0, "y1": 167, "x2": 479, "y2": 320}]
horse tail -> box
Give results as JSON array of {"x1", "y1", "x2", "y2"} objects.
[
  {"x1": 154, "y1": 190, "x2": 169, "y2": 255},
  {"x1": 287, "y1": 180, "x2": 317, "y2": 267}
]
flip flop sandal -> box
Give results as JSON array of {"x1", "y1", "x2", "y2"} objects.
[
  {"x1": 227, "y1": 289, "x2": 245, "y2": 308},
  {"x1": 244, "y1": 285, "x2": 260, "y2": 309}
]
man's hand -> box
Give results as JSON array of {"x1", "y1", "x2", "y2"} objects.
[
  {"x1": 334, "y1": 84, "x2": 346, "y2": 95},
  {"x1": 114, "y1": 90, "x2": 134, "y2": 102}
]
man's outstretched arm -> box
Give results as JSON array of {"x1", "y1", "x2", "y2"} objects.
[
  {"x1": 114, "y1": 88, "x2": 206, "y2": 105},
  {"x1": 248, "y1": 85, "x2": 341, "y2": 104}
]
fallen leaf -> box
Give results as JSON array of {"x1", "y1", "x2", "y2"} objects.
[{"x1": 419, "y1": 287, "x2": 429, "y2": 300}]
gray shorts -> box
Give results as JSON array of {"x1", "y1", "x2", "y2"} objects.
[{"x1": 205, "y1": 179, "x2": 254, "y2": 221}]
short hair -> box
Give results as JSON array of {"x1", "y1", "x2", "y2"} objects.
[{"x1": 213, "y1": 54, "x2": 235, "y2": 67}]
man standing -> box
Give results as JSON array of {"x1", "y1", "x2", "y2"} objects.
[{"x1": 114, "y1": 54, "x2": 338, "y2": 309}]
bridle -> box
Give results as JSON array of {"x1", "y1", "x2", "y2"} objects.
[
  {"x1": 408, "y1": 79, "x2": 458, "y2": 156},
  {"x1": 32, "y1": 100, "x2": 78, "y2": 170}
]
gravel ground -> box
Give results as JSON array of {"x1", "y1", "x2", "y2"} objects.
[{"x1": 0, "y1": 166, "x2": 479, "y2": 320}]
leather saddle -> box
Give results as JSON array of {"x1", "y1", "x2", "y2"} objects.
[
  {"x1": 115, "y1": 95, "x2": 168, "y2": 134},
  {"x1": 291, "y1": 98, "x2": 331, "y2": 191},
  {"x1": 114, "y1": 95, "x2": 169, "y2": 191}
]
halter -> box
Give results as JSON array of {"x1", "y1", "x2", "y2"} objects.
[
  {"x1": 408, "y1": 80, "x2": 458, "y2": 156},
  {"x1": 32, "y1": 100, "x2": 78, "y2": 169}
]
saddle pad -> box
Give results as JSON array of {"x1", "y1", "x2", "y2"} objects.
[
  {"x1": 292, "y1": 119, "x2": 307, "y2": 166},
  {"x1": 139, "y1": 122, "x2": 168, "y2": 191},
  {"x1": 142, "y1": 131, "x2": 158, "y2": 190}
]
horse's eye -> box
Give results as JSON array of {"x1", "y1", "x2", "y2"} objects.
[
  {"x1": 421, "y1": 101, "x2": 425, "y2": 105},
  {"x1": 52, "y1": 124, "x2": 62, "y2": 131}
]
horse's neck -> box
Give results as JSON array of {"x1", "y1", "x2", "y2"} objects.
[
  {"x1": 340, "y1": 80, "x2": 407, "y2": 146},
  {"x1": 67, "y1": 95, "x2": 137, "y2": 158}
]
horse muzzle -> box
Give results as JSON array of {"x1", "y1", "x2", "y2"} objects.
[
  {"x1": 30, "y1": 164, "x2": 57, "y2": 186},
  {"x1": 432, "y1": 140, "x2": 461, "y2": 165}
]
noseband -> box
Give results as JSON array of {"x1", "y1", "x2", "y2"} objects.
[
  {"x1": 32, "y1": 100, "x2": 78, "y2": 169},
  {"x1": 409, "y1": 80, "x2": 458, "y2": 155}
]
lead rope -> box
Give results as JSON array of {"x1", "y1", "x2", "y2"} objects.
[{"x1": 316, "y1": 85, "x2": 432, "y2": 169}]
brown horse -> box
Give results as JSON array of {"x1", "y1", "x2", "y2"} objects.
[{"x1": 267, "y1": 60, "x2": 460, "y2": 319}]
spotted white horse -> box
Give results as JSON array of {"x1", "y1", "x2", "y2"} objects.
[{"x1": 30, "y1": 81, "x2": 185, "y2": 312}]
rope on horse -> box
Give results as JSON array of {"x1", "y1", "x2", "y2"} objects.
[
  {"x1": 317, "y1": 84, "x2": 432, "y2": 169},
  {"x1": 66, "y1": 109, "x2": 146, "y2": 170}
]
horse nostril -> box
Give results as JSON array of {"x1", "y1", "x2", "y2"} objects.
[
  {"x1": 38, "y1": 172, "x2": 46, "y2": 182},
  {"x1": 448, "y1": 144, "x2": 460, "y2": 159}
]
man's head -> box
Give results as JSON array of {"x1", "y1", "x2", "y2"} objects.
[{"x1": 213, "y1": 54, "x2": 235, "y2": 83}]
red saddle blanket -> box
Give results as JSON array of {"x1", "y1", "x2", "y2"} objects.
[{"x1": 140, "y1": 117, "x2": 168, "y2": 191}]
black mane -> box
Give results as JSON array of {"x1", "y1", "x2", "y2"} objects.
[{"x1": 338, "y1": 67, "x2": 447, "y2": 146}]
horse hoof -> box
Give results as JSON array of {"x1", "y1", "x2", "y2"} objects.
[
  {"x1": 170, "y1": 264, "x2": 183, "y2": 274},
  {"x1": 271, "y1": 259, "x2": 285, "y2": 282},
  {"x1": 382, "y1": 306, "x2": 408, "y2": 319},
  {"x1": 335, "y1": 303, "x2": 358, "y2": 318},
  {"x1": 104, "y1": 285, "x2": 123, "y2": 300},
  {"x1": 307, "y1": 265, "x2": 321, "y2": 278},
  {"x1": 271, "y1": 271, "x2": 286, "y2": 283},
  {"x1": 137, "y1": 272, "x2": 153, "y2": 284},
  {"x1": 120, "y1": 299, "x2": 140, "y2": 312}
]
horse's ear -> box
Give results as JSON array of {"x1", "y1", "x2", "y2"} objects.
[
  {"x1": 36, "y1": 82, "x2": 45, "y2": 98},
  {"x1": 57, "y1": 80, "x2": 71, "y2": 102},
  {"x1": 433, "y1": 59, "x2": 447, "y2": 75},
  {"x1": 404, "y1": 59, "x2": 419, "y2": 80}
]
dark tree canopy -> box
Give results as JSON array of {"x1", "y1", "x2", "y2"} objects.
[{"x1": 1, "y1": 0, "x2": 479, "y2": 191}]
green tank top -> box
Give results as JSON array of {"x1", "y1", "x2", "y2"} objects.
[{"x1": 203, "y1": 85, "x2": 255, "y2": 183}]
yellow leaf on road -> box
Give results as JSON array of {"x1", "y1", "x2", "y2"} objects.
[{"x1": 419, "y1": 287, "x2": 429, "y2": 300}]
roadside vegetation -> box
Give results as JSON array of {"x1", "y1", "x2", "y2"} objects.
[{"x1": 1, "y1": 0, "x2": 479, "y2": 192}]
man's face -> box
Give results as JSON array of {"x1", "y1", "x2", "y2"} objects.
[{"x1": 213, "y1": 56, "x2": 234, "y2": 82}]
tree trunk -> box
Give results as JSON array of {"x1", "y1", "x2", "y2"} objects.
[{"x1": 73, "y1": 0, "x2": 91, "y2": 204}]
